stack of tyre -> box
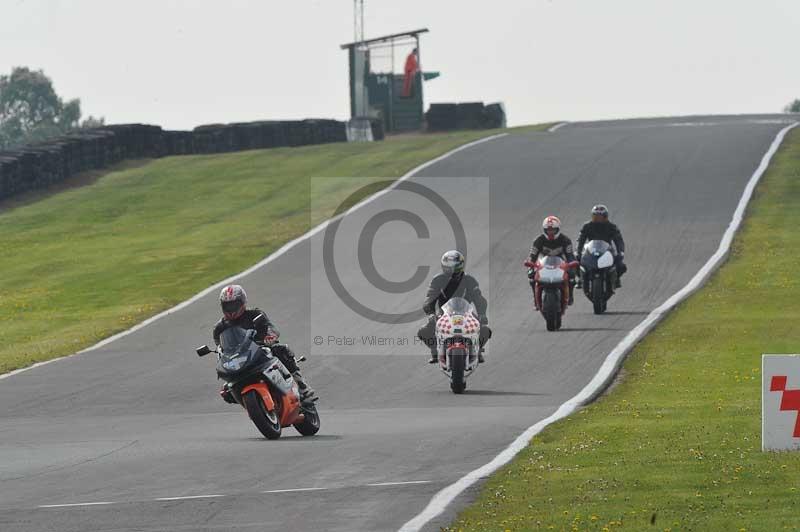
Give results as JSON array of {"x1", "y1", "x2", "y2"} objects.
[
  {"x1": 425, "y1": 102, "x2": 507, "y2": 131},
  {"x1": 0, "y1": 118, "x2": 371, "y2": 202}
]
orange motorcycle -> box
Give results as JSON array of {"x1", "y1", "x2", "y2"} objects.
[{"x1": 196, "y1": 315, "x2": 320, "y2": 439}]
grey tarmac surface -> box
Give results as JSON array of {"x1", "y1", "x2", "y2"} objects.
[{"x1": 1, "y1": 115, "x2": 796, "y2": 532}]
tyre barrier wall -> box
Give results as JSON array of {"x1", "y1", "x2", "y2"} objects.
[
  {"x1": 0, "y1": 118, "x2": 385, "y2": 202},
  {"x1": 425, "y1": 102, "x2": 507, "y2": 132}
]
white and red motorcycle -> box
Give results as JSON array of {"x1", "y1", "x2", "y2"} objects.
[
  {"x1": 435, "y1": 297, "x2": 482, "y2": 394},
  {"x1": 525, "y1": 256, "x2": 579, "y2": 331}
]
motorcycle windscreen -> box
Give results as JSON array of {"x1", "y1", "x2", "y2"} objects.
[
  {"x1": 585, "y1": 240, "x2": 611, "y2": 256},
  {"x1": 441, "y1": 297, "x2": 472, "y2": 316},
  {"x1": 219, "y1": 326, "x2": 252, "y2": 356},
  {"x1": 540, "y1": 256, "x2": 564, "y2": 268}
]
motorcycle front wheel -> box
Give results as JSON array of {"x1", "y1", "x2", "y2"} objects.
[
  {"x1": 542, "y1": 290, "x2": 561, "y2": 331},
  {"x1": 243, "y1": 389, "x2": 282, "y2": 440},
  {"x1": 449, "y1": 350, "x2": 467, "y2": 394},
  {"x1": 592, "y1": 277, "x2": 605, "y2": 315}
]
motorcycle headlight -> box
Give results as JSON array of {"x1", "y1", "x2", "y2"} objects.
[
  {"x1": 223, "y1": 354, "x2": 247, "y2": 371},
  {"x1": 598, "y1": 252, "x2": 614, "y2": 269}
]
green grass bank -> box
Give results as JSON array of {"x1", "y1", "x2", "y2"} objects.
[{"x1": 0, "y1": 125, "x2": 553, "y2": 374}]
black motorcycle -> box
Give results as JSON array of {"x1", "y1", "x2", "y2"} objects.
[{"x1": 579, "y1": 240, "x2": 618, "y2": 314}]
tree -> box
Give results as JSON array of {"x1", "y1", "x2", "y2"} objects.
[
  {"x1": 785, "y1": 99, "x2": 800, "y2": 113},
  {"x1": 0, "y1": 66, "x2": 103, "y2": 149}
]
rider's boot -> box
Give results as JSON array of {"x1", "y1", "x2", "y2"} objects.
[
  {"x1": 568, "y1": 283, "x2": 575, "y2": 306},
  {"x1": 530, "y1": 285, "x2": 540, "y2": 311},
  {"x1": 478, "y1": 347, "x2": 485, "y2": 364},
  {"x1": 428, "y1": 347, "x2": 438, "y2": 364},
  {"x1": 614, "y1": 276, "x2": 622, "y2": 289},
  {"x1": 292, "y1": 371, "x2": 317, "y2": 403}
]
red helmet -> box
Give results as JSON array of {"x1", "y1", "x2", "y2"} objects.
[
  {"x1": 219, "y1": 284, "x2": 247, "y2": 320},
  {"x1": 542, "y1": 215, "x2": 561, "y2": 241}
]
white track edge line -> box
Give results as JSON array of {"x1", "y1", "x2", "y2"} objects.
[
  {"x1": 547, "y1": 121, "x2": 569, "y2": 132},
  {"x1": 0, "y1": 133, "x2": 508, "y2": 382},
  {"x1": 398, "y1": 121, "x2": 800, "y2": 532}
]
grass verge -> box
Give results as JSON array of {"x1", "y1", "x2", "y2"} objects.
[
  {"x1": 0, "y1": 125, "x2": 553, "y2": 374},
  {"x1": 447, "y1": 127, "x2": 800, "y2": 531}
]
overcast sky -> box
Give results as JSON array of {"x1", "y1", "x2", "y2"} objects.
[{"x1": 2, "y1": 0, "x2": 798, "y2": 129}]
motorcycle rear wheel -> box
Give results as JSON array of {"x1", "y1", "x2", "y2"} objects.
[{"x1": 243, "y1": 389, "x2": 282, "y2": 440}]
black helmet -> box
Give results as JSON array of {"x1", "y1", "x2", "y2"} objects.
[{"x1": 440, "y1": 250, "x2": 465, "y2": 276}]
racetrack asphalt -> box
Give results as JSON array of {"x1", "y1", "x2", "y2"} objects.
[{"x1": 1, "y1": 114, "x2": 796, "y2": 532}]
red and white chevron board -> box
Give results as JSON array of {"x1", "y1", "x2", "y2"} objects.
[{"x1": 763, "y1": 355, "x2": 800, "y2": 451}]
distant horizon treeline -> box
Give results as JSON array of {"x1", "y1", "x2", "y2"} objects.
[{"x1": 0, "y1": 66, "x2": 104, "y2": 150}]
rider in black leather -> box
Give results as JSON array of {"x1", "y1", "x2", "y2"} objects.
[
  {"x1": 417, "y1": 251, "x2": 492, "y2": 364},
  {"x1": 214, "y1": 285, "x2": 315, "y2": 403},
  {"x1": 576, "y1": 204, "x2": 627, "y2": 288},
  {"x1": 528, "y1": 215, "x2": 577, "y2": 305}
]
